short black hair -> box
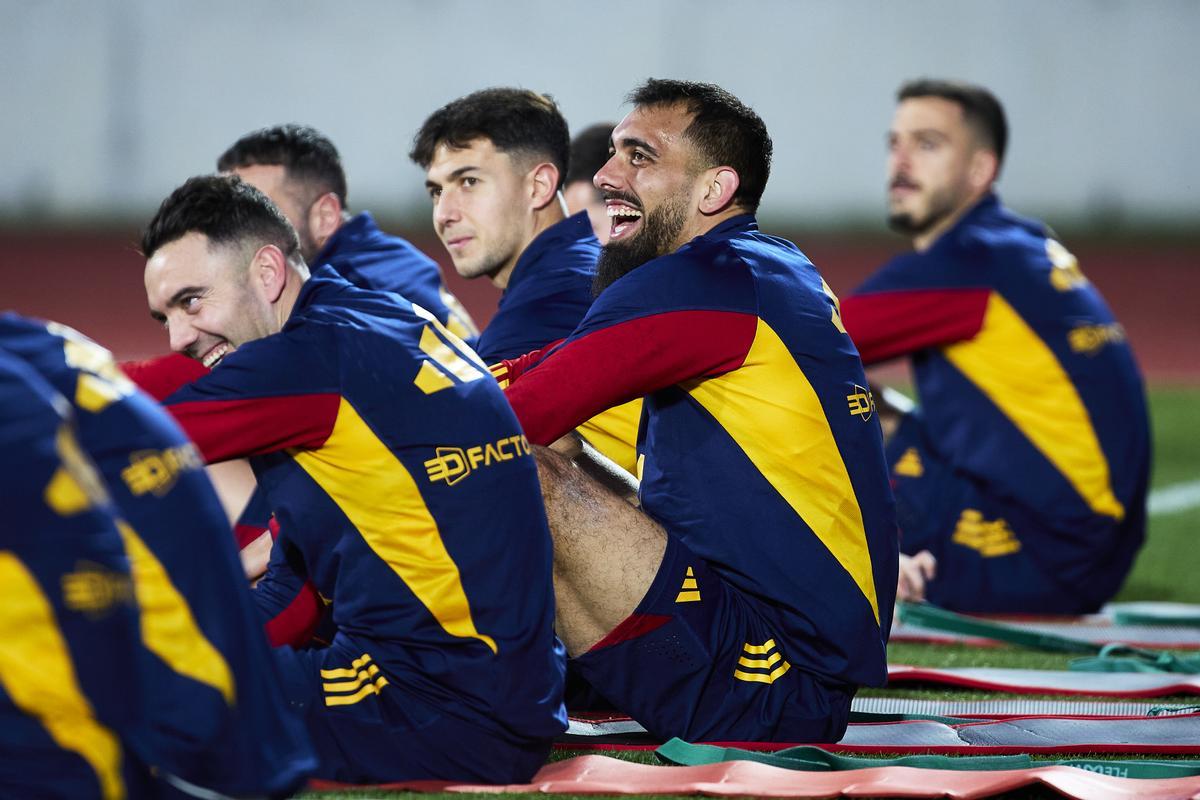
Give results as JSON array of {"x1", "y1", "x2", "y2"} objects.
[
  {"x1": 141, "y1": 174, "x2": 300, "y2": 261},
  {"x1": 565, "y1": 122, "x2": 615, "y2": 186},
  {"x1": 216, "y1": 123, "x2": 348, "y2": 207},
  {"x1": 409, "y1": 88, "x2": 570, "y2": 189},
  {"x1": 627, "y1": 79, "x2": 772, "y2": 214},
  {"x1": 898, "y1": 79, "x2": 1008, "y2": 168}
]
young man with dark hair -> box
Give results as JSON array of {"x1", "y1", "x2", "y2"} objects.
[
  {"x1": 412, "y1": 89, "x2": 639, "y2": 472},
  {"x1": 218, "y1": 123, "x2": 478, "y2": 343},
  {"x1": 564, "y1": 122, "x2": 616, "y2": 244},
  {"x1": 133, "y1": 174, "x2": 566, "y2": 783},
  {"x1": 498, "y1": 78, "x2": 898, "y2": 743},
  {"x1": 0, "y1": 314, "x2": 316, "y2": 797},
  {"x1": 840, "y1": 79, "x2": 1149, "y2": 613}
]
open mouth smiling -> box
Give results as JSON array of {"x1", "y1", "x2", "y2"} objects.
[
  {"x1": 201, "y1": 341, "x2": 231, "y2": 369},
  {"x1": 607, "y1": 202, "x2": 643, "y2": 240}
]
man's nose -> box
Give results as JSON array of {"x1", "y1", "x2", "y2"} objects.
[
  {"x1": 434, "y1": 191, "x2": 460, "y2": 230},
  {"x1": 889, "y1": 143, "x2": 912, "y2": 176},
  {"x1": 594, "y1": 153, "x2": 623, "y2": 192},
  {"x1": 167, "y1": 316, "x2": 198, "y2": 355}
]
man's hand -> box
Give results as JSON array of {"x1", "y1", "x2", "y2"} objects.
[
  {"x1": 240, "y1": 530, "x2": 273, "y2": 586},
  {"x1": 897, "y1": 550, "x2": 937, "y2": 603}
]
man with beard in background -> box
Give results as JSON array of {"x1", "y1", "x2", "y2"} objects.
[
  {"x1": 494, "y1": 79, "x2": 899, "y2": 743},
  {"x1": 839, "y1": 79, "x2": 1149, "y2": 613}
]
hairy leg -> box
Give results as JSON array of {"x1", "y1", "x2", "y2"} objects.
[{"x1": 533, "y1": 445, "x2": 667, "y2": 656}]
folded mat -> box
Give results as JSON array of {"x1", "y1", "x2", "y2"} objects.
[
  {"x1": 658, "y1": 737, "x2": 1200, "y2": 776},
  {"x1": 566, "y1": 698, "x2": 1199, "y2": 739},
  {"x1": 892, "y1": 621, "x2": 1200, "y2": 649},
  {"x1": 1107, "y1": 602, "x2": 1200, "y2": 627},
  {"x1": 563, "y1": 711, "x2": 1200, "y2": 754},
  {"x1": 886, "y1": 664, "x2": 1200, "y2": 696},
  {"x1": 851, "y1": 695, "x2": 1198, "y2": 718},
  {"x1": 892, "y1": 601, "x2": 1200, "y2": 652},
  {"x1": 831, "y1": 712, "x2": 1200, "y2": 753}
]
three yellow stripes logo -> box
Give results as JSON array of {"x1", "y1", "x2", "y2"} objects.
[
  {"x1": 320, "y1": 653, "x2": 389, "y2": 707},
  {"x1": 411, "y1": 311, "x2": 490, "y2": 396},
  {"x1": 734, "y1": 639, "x2": 792, "y2": 684},
  {"x1": 675, "y1": 567, "x2": 701, "y2": 603}
]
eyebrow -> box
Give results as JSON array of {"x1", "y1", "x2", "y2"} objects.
[
  {"x1": 910, "y1": 128, "x2": 951, "y2": 141},
  {"x1": 148, "y1": 285, "x2": 205, "y2": 321},
  {"x1": 425, "y1": 165, "x2": 479, "y2": 189},
  {"x1": 618, "y1": 136, "x2": 659, "y2": 158}
]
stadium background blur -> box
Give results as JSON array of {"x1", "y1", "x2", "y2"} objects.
[{"x1": 2, "y1": 0, "x2": 1196, "y2": 375}]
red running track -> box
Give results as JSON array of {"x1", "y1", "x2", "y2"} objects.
[{"x1": 1, "y1": 228, "x2": 1195, "y2": 382}]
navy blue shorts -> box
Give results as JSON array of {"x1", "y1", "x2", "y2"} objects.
[
  {"x1": 570, "y1": 534, "x2": 853, "y2": 743},
  {"x1": 887, "y1": 413, "x2": 1108, "y2": 613},
  {"x1": 273, "y1": 639, "x2": 550, "y2": 784}
]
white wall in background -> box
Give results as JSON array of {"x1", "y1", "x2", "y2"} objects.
[{"x1": 2, "y1": 0, "x2": 1197, "y2": 226}]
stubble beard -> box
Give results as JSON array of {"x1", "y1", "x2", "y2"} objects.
[
  {"x1": 887, "y1": 184, "x2": 961, "y2": 238},
  {"x1": 593, "y1": 193, "x2": 689, "y2": 297}
]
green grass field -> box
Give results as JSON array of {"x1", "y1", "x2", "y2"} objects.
[{"x1": 307, "y1": 387, "x2": 1200, "y2": 799}]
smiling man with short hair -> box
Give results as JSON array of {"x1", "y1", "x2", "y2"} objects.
[
  {"x1": 499, "y1": 79, "x2": 899, "y2": 743},
  {"x1": 137, "y1": 173, "x2": 566, "y2": 784}
]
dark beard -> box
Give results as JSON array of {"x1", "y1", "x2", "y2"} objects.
[
  {"x1": 886, "y1": 185, "x2": 957, "y2": 237},
  {"x1": 593, "y1": 196, "x2": 688, "y2": 297}
]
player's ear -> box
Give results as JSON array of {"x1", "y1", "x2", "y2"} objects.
[
  {"x1": 529, "y1": 162, "x2": 561, "y2": 211},
  {"x1": 968, "y1": 149, "x2": 998, "y2": 192},
  {"x1": 308, "y1": 191, "x2": 343, "y2": 252},
  {"x1": 251, "y1": 244, "x2": 288, "y2": 304},
  {"x1": 697, "y1": 166, "x2": 740, "y2": 215}
]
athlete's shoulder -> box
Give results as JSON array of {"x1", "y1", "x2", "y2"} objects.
[
  {"x1": 0, "y1": 314, "x2": 135, "y2": 400},
  {"x1": 952, "y1": 195, "x2": 1047, "y2": 257},
  {"x1": 289, "y1": 266, "x2": 424, "y2": 330},
  {"x1": 605, "y1": 217, "x2": 763, "y2": 308},
  {"x1": 325, "y1": 212, "x2": 436, "y2": 264}
]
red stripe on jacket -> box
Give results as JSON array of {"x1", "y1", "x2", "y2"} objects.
[
  {"x1": 504, "y1": 310, "x2": 758, "y2": 446},
  {"x1": 164, "y1": 394, "x2": 341, "y2": 463},
  {"x1": 121, "y1": 353, "x2": 210, "y2": 401},
  {"x1": 840, "y1": 288, "x2": 991, "y2": 366}
]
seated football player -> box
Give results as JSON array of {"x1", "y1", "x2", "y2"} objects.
[
  {"x1": 411, "y1": 88, "x2": 640, "y2": 475},
  {"x1": 840, "y1": 80, "x2": 1149, "y2": 614},
  {"x1": 135, "y1": 173, "x2": 566, "y2": 783},
  {"x1": 218, "y1": 122, "x2": 478, "y2": 344},
  {"x1": 1, "y1": 314, "x2": 316, "y2": 796},
  {"x1": 498, "y1": 80, "x2": 899, "y2": 743}
]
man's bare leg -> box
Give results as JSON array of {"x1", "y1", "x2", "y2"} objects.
[{"x1": 533, "y1": 445, "x2": 667, "y2": 656}]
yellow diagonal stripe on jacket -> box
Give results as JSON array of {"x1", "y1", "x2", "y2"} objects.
[
  {"x1": 292, "y1": 398, "x2": 496, "y2": 653},
  {"x1": 684, "y1": 319, "x2": 879, "y2": 624},
  {"x1": 943, "y1": 293, "x2": 1123, "y2": 520},
  {"x1": 578, "y1": 398, "x2": 643, "y2": 475},
  {"x1": 117, "y1": 521, "x2": 235, "y2": 704},
  {"x1": 0, "y1": 552, "x2": 125, "y2": 800}
]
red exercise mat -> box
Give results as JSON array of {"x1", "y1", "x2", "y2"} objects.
[{"x1": 309, "y1": 753, "x2": 1200, "y2": 798}]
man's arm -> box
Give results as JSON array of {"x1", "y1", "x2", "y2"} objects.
[
  {"x1": 840, "y1": 287, "x2": 991, "y2": 366},
  {"x1": 121, "y1": 352, "x2": 209, "y2": 401},
  {"x1": 504, "y1": 309, "x2": 757, "y2": 446},
  {"x1": 252, "y1": 532, "x2": 324, "y2": 648},
  {"x1": 125, "y1": 336, "x2": 341, "y2": 464}
]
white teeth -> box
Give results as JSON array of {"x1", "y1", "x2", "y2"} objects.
[
  {"x1": 202, "y1": 343, "x2": 229, "y2": 369},
  {"x1": 607, "y1": 206, "x2": 643, "y2": 218}
]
